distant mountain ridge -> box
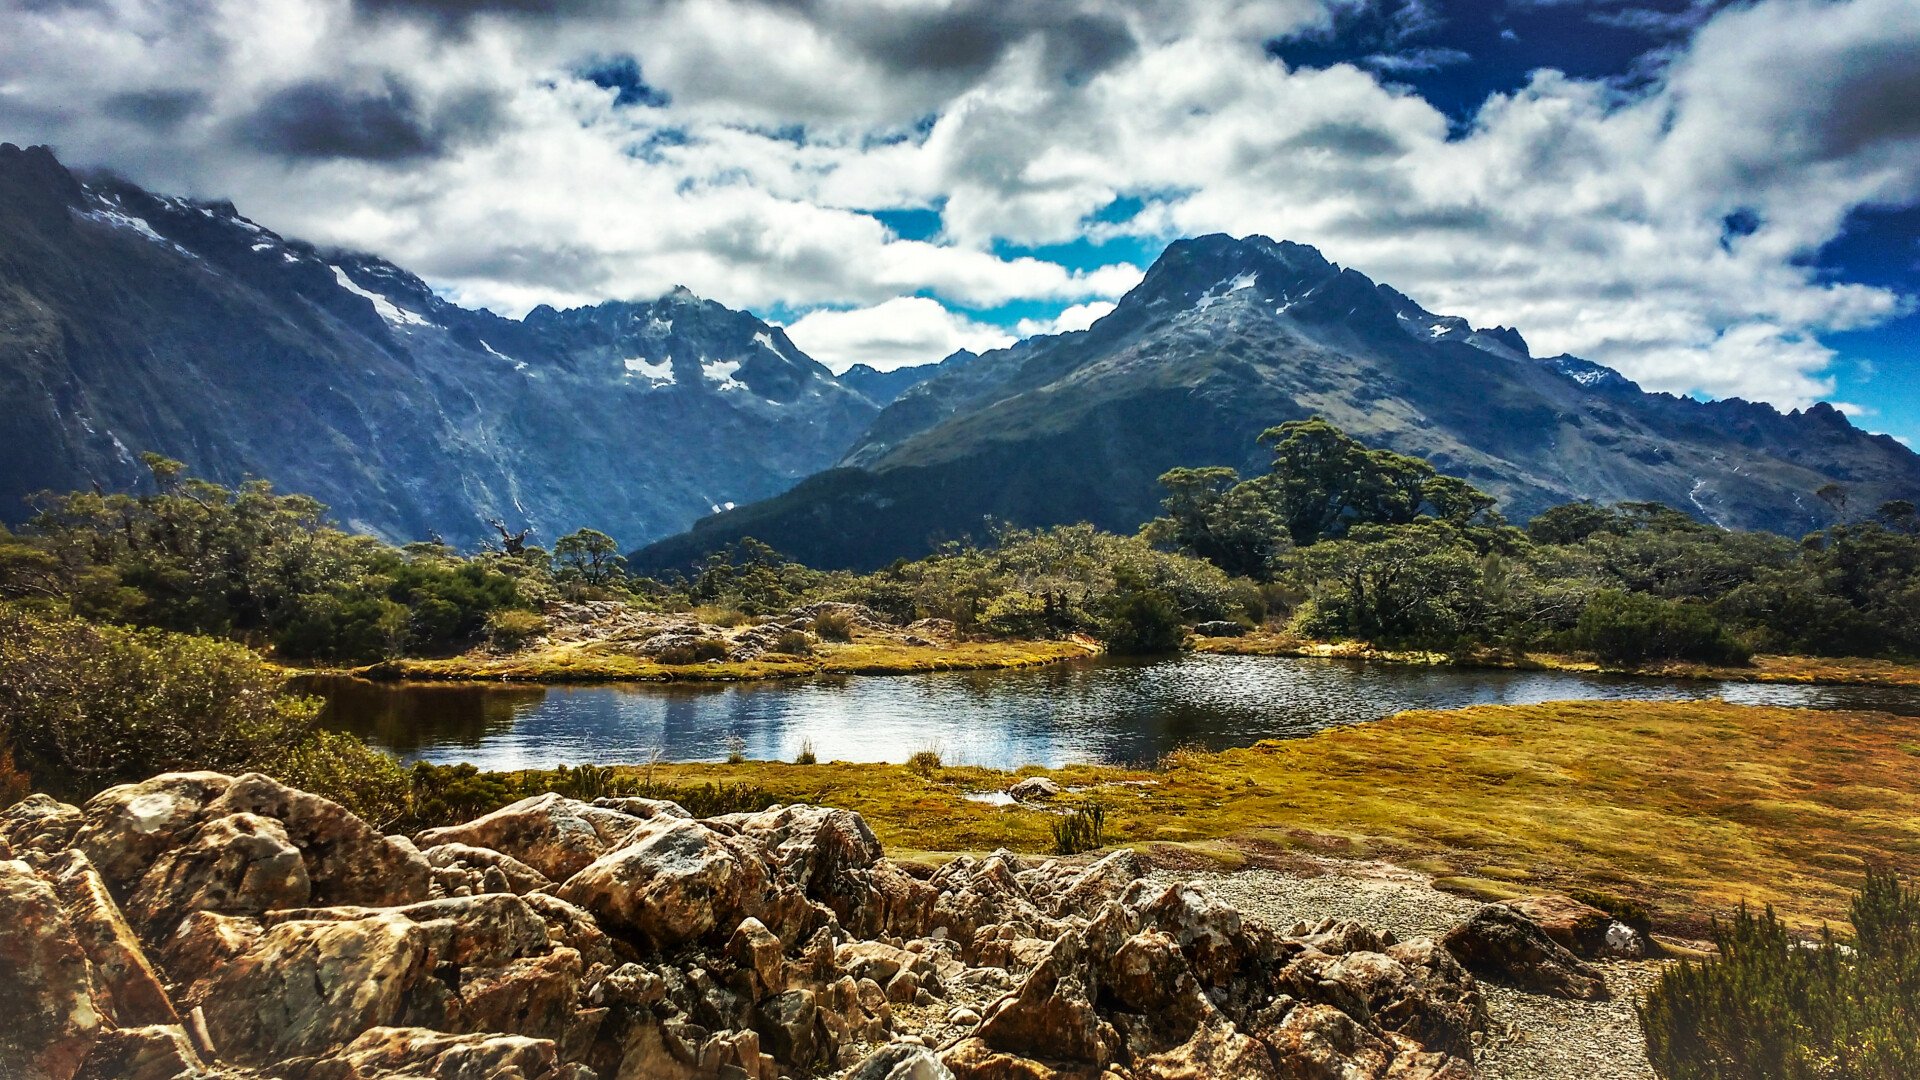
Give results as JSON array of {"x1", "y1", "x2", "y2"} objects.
[
  {"x1": 637, "y1": 233, "x2": 1920, "y2": 571},
  {"x1": 0, "y1": 143, "x2": 886, "y2": 549}
]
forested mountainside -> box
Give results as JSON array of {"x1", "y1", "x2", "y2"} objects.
[{"x1": 638, "y1": 233, "x2": 1920, "y2": 571}]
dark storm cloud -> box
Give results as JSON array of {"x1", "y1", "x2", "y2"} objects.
[
  {"x1": 835, "y1": 2, "x2": 1137, "y2": 82},
  {"x1": 1818, "y1": 46, "x2": 1920, "y2": 160},
  {"x1": 352, "y1": 0, "x2": 632, "y2": 25},
  {"x1": 236, "y1": 78, "x2": 504, "y2": 161},
  {"x1": 354, "y1": 0, "x2": 1137, "y2": 86},
  {"x1": 101, "y1": 89, "x2": 210, "y2": 131}
]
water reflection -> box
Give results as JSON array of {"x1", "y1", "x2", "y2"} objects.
[{"x1": 304, "y1": 654, "x2": 1920, "y2": 772}]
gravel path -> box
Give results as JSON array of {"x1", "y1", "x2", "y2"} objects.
[{"x1": 1150, "y1": 863, "x2": 1664, "y2": 1080}]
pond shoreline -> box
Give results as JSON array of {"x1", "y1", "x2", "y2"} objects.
[{"x1": 1193, "y1": 632, "x2": 1920, "y2": 688}]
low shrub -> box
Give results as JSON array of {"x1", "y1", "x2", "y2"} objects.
[
  {"x1": 693, "y1": 604, "x2": 752, "y2": 628},
  {"x1": 906, "y1": 748, "x2": 943, "y2": 776},
  {"x1": 655, "y1": 638, "x2": 730, "y2": 665},
  {"x1": 1639, "y1": 869, "x2": 1920, "y2": 1079},
  {"x1": 1572, "y1": 590, "x2": 1751, "y2": 666},
  {"x1": 723, "y1": 734, "x2": 748, "y2": 764},
  {"x1": 812, "y1": 609, "x2": 856, "y2": 642},
  {"x1": 772, "y1": 629, "x2": 814, "y2": 656},
  {"x1": 273, "y1": 729, "x2": 413, "y2": 831},
  {"x1": 0, "y1": 605, "x2": 326, "y2": 799},
  {"x1": 1100, "y1": 574, "x2": 1185, "y2": 654},
  {"x1": 1051, "y1": 800, "x2": 1107, "y2": 855},
  {"x1": 486, "y1": 608, "x2": 548, "y2": 652},
  {"x1": 794, "y1": 738, "x2": 817, "y2": 765}
]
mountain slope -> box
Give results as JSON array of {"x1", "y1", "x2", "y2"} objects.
[
  {"x1": 637, "y1": 234, "x2": 1920, "y2": 571},
  {"x1": 0, "y1": 143, "x2": 878, "y2": 548}
]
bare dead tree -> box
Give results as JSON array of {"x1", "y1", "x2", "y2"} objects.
[{"x1": 488, "y1": 518, "x2": 531, "y2": 556}]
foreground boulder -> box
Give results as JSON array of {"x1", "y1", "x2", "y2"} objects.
[
  {"x1": 1441, "y1": 903, "x2": 1610, "y2": 1000},
  {"x1": 416, "y1": 792, "x2": 668, "y2": 881},
  {"x1": 1497, "y1": 894, "x2": 1647, "y2": 959},
  {"x1": 4, "y1": 772, "x2": 1497, "y2": 1079}
]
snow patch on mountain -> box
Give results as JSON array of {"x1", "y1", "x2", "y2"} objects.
[
  {"x1": 702, "y1": 358, "x2": 746, "y2": 390},
  {"x1": 331, "y1": 266, "x2": 432, "y2": 328},
  {"x1": 624, "y1": 356, "x2": 675, "y2": 386}
]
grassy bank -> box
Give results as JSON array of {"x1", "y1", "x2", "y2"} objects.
[
  {"x1": 1193, "y1": 631, "x2": 1920, "y2": 688},
  {"x1": 348, "y1": 636, "x2": 1099, "y2": 683},
  {"x1": 612, "y1": 700, "x2": 1920, "y2": 934}
]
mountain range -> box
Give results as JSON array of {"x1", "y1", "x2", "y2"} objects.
[
  {"x1": 0, "y1": 143, "x2": 892, "y2": 550},
  {"x1": 3, "y1": 143, "x2": 1915, "y2": 568},
  {"x1": 636, "y1": 234, "x2": 1920, "y2": 570}
]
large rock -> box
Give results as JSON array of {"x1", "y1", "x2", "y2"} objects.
[
  {"x1": 1499, "y1": 894, "x2": 1645, "y2": 959},
  {"x1": 1, "y1": 793, "x2": 85, "y2": 859},
  {"x1": 126, "y1": 812, "x2": 311, "y2": 936},
  {"x1": 75, "y1": 773, "x2": 237, "y2": 888},
  {"x1": 423, "y1": 842, "x2": 552, "y2": 896},
  {"x1": 1440, "y1": 904, "x2": 1610, "y2": 1000},
  {"x1": 187, "y1": 893, "x2": 556, "y2": 1064},
  {"x1": 71, "y1": 1025, "x2": 214, "y2": 1080},
  {"x1": 847, "y1": 1043, "x2": 955, "y2": 1080},
  {"x1": 719, "y1": 804, "x2": 882, "y2": 919},
  {"x1": 418, "y1": 793, "x2": 651, "y2": 881},
  {"x1": 0, "y1": 859, "x2": 105, "y2": 1080},
  {"x1": 46, "y1": 850, "x2": 179, "y2": 1027},
  {"x1": 74, "y1": 772, "x2": 427, "y2": 909},
  {"x1": 203, "y1": 773, "x2": 429, "y2": 907},
  {"x1": 290, "y1": 1026, "x2": 572, "y2": 1080},
  {"x1": 556, "y1": 817, "x2": 779, "y2": 952}
]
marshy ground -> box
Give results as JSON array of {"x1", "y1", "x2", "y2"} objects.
[{"x1": 592, "y1": 699, "x2": 1920, "y2": 935}]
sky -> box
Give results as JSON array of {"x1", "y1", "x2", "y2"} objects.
[{"x1": 2, "y1": 0, "x2": 1916, "y2": 443}]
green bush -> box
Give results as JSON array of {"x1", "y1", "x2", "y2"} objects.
[
  {"x1": 772, "y1": 629, "x2": 814, "y2": 656},
  {"x1": 1100, "y1": 575, "x2": 1185, "y2": 654},
  {"x1": 907, "y1": 749, "x2": 943, "y2": 776},
  {"x1": 273, "y1": 729, "x2": 413, "y2": 830},
  {"x1": 486, "y1": 609, "x2": 548, "y2": 652},
  {"x1": 655, "y1": 638, "x2": 730, "y2": 665},
  {"x1": 1051, "y1": 800, "x2": 1107, "y2": 855},
  {"x1": 812, "y1": 609, "x2": 856, "y2": 641},
  {"x1": 1640, "y1": 870, "x2": 1920, "y2": 1079},
  {"x1": 1572, "y1": 590, "x2": 1751, "y2": 665},
  {"x1": 0, "y1": 605, "x2": 325, "y2": 799}
]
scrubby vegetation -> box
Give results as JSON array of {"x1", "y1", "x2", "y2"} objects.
[
  {"x1": 1640, "y1": 870, "x2": 1920, "y2": 1079},
  {"x1": 5, "y1": 431, "x2": 1913, "y2": 675},
  {"x1": 1148, "y1": 418, "x2": 1920, "y2": 663},
  {"x1": 0, "y1": 604, "x2": 406, "y2": 821}
]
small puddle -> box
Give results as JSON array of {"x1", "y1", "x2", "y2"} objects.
[{"x1": 963, "y1": 791, "x2": 1017, "y2": 806}]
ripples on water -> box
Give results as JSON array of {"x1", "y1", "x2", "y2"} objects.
[{"x1": 305, "y1": 653, "x2": 1920, "y2": 772}]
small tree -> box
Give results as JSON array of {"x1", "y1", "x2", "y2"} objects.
[{"x1": 552, "y1": 528, "x2": 626, "y2": 589}]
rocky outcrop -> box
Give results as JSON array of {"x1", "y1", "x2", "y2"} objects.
[
  {"x1": 417, "y1": 793, "x2": 659, "y2": 881},
  {"x1": 1496, "y1": 894, "x2": 1647, "y2": 960},
  {"x1": 1440, "y1": 904, "x2": 1610, "y2": 1000},
  {"x1": 1, "y1": 772, "x2": 1497, "y2": 1079}
]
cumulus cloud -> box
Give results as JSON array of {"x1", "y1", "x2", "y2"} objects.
[
  {"x1": 1016, "y1": 301, "x2": 1117, "y2": 338},
  {"x1": 0, "y1": 0, "x2": 1913, "y2": 412},
  {"x1": 783, "y1": 296, "x2": 1014, "y2": 373}
]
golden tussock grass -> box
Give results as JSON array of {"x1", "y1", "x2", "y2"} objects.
[{"x1": 631, "y1": 700, "x2": 1920, "y2": 933}]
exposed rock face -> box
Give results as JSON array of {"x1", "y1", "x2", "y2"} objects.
[
  {"x1": 1440, "y1": 904, "x2": 1611, "y2": 1000},
  {"x1": 418, "y1": 793, "x2": 654, "y2": 881},
  {"x1": 1, "y1": 772, "x2": 1499, "y2": 1079},
  {"x1": 1497, "y1": 894, "x2": 1646, "y2": 960},
  {"x1": 0, "y1": 859, "x2": 105, "y2": 1080}
]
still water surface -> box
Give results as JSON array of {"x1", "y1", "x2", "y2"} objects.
[{"x1": 307, "y1": 654, "x2": 1920, "y2": 772}]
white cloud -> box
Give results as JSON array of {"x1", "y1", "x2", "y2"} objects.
[
  {"x1": 1016, "y1": 300, "x2": 1117, "y2": 337},
  {"x1": 0, "y1": 0, "x2": 1914, "y2": 415},
  {"x1": 782, "y1": 297, "x2": 1015, "y2": 373}
]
